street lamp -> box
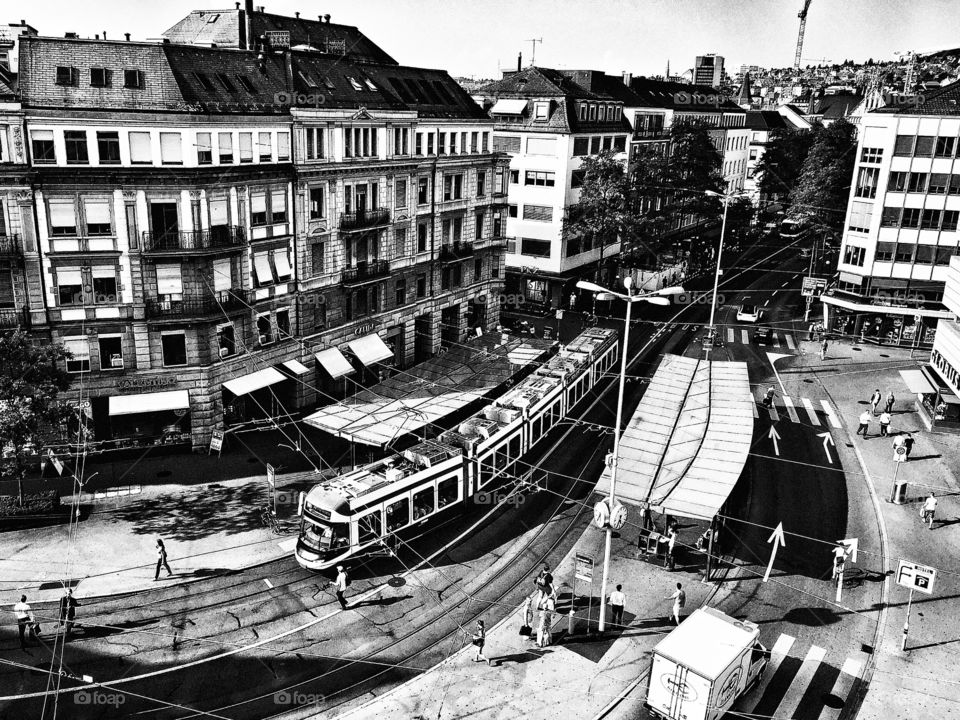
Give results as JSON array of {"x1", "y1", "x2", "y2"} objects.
[
  {"x1": 576, "y1": 276, "x2": 685, "y2": 633},
  {"x1": 702, "y1": 189, "x2": 748, "y2": 353}
]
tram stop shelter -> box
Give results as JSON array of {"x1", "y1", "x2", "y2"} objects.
[
  {"x1": 303, "y1": 332, "x2": 555, "y2": 447},
  {"x1": 597, "y1": 354, "x2": 753, "y2": 571}
]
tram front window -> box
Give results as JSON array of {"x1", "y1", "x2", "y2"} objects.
[{"x1": 300, "y1": 518, "x2": 350, "y2": 555}]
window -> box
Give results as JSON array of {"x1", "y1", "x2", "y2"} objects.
[
  {"x1": 921, "y1": 209, "x2": 942, "y2": 230},
  {"x1": 236, "y1": 75, "x2": 256, "y2": 93},
  {"x1": 217, "y1": 73, "x2": 236, "y2": 92},
  {"x1": 443, "y1": 174, "x2": 464, "y2": 201},
  {"x1": 98, "y1": 336, "x2": 123, "y2": 370},
  {"x1": 440, "y1": 266, "x2": 450, "y2": 290},
  {"x1": 217, "y1": 324, "x2": 235, "y2": 357},
  {"x1": 64, "y1": 338, "x2": 90, "y2": 373},
  {"x1": 481, "y1": 132, "x2": 489, "y2": 153},
  {"x1": 524, "y1": 171, "x2": 555, "y2": 187},
  {"x1": 239, "y1": 132, "x2": 253, "y2": 163},
  {"x1": 192, "y1": 72, "x2": 217, "y2": 93},
  {"x1": 64, "y1": 131, "x2": 89, "y2": 164},
  {"x1": 56, "y1": 268, "x2": 83, "y2": 305},
  {"x1": 129, "y1": 131, "x2": 152, "y2": 164},
  {"x1": 250, "y1": 188, "x2": 287, "y2": 226},
  {"x1": 395, "y1": 227, "x2": 406, "y2": 256},
  {"x1": 273, "y1": 248, "x2": 292, "y2": 281},
  {"x1": 930, "y1": 173, "x2": 949, "y2": 194},
  {"x1": 476, "y1": 170, "x2": 486, "y2": 197},
  {"x1": 895, "y1": 242, "x2": 915, "y2": 263},
  {"x1": 415, "y1": 133, "x2": 423, "y2": 155},
  {"x1": 492, "y1": 135, "x2": 521, "y2": 154},
  {"x1": 915, "y1": 244, "x2": 936, "y2": 264},
  {"x1": 276, "y1": 308, "x2": 290, "y2": 339},
  {"x1": 55, "y1": 66, "x2": 77, "y2": 86},
  {"x1": 843, "y1": 245, "x2": 865, "y2": 266},
  {"x1": 935, "y1": 137, "x2": 956, "y2": 158},
  {"x1": 413, "y1": 486, "x2": 435, "y2": 520},
  {"x1": 253, "y1": 251, "x2": 273, "y2": 286},
  {"x1": 602, "y1": 136, "x2": 613, "y2": 151},
  {"x1": 395, "y1": 178, "x2": 407, "y2": 209},
  {"x1": 49, "y1": 200, "x2": 78, "y2": 236},
  {"x1": 395, "y1": 278, "x2": 406, "y2": 306},
  {"x1": 855, "y1": 167, "x2": 879, "y2": 199},
  {"x1": 613, "y1": 136, "x2": 626, "y2": 152},
  {"x1": 474, "y1": 256, "x2": 482, "y2": 280},
  {"x1": 471, "y1": 131, "x2": 479, "y2": 153},
  {"x1": 416, "y1": 223, "x2": 429, "y2": 253},
  {"x1": 521, "y1": 238, "x2": 552, "y2": 257},
  {"x1": 161, "y1": 333, "x2": 187, "y2": 367},
  {"x1": 92, "y1": 266, "x2": 118, "y2": 303},
  {"x1": 861, "y1": 147, "x2": 883, "y2": 163},
  {"x1": 427, "y1": 133, "x2": 434, "y2": 155},
  {"x1": 534, "y1": 101, "x2": 549, "y2": 120},
  {"x1": 258, "y1": 132, "x2": 272, "y2": 162},
  {"x1": 915, "y1": 136, "x2": 936, "y2": 157},
  {"x1": 393, "y1": 127, "x2": 410, "y2": 155},
  {"x1": 305, "y1": 128, "x2": 324, "y2": 160},
  {"x1": 522, "y1": 204, "x2": 553, "y2": 222},
  {"x1": 887, "y1": 171, "x2": 907, "y2": 192},
  {"x1": 893, "y1": 135, "x2": 915, "y2": 156},
  {"x1": 123, "y1": 69, "x2": 143, "y2": 89},
  {"x1": 309, "y1": 187, "x2": 325, "y2": 219},
  {"x1": 875, "y1": 242, "x2": 896, "y2": 262},
  {"x1": 343, "y1": 127, "x2": 378, "y2": 158},
  {"x1": 160, "y1": 133, "x2": 183, "y2": 164},
  {"x1": 943, "y1": 210, "x2": 960, "y2": 232},
  {"x1": 590, "y1": 137, "x2": 601, "y2": 154},
  {"x1": 212, "y1": 257, "x2": 232, "y2": 292},
  {"x1": 257, "y1": 313, "x2": 273, "y2": 344},
  {"x1": 508, "y1": 204, "x2": 518, "y2": 218},
  {"x1": 573, "y1": 137, "x2": 589, "y2": 156},
  {"x1": 437, "y1": 132, "x2": 446, "y2": 155},
  {"x1": 417, "y1": 274, "x2": 426, "y2": 298},
  {"x1": 32, "y1": 130, "x2": 55, "y2": 163},
  {"x1": 218, "y1": 132, "x2": 233, "y2": 163},
  {"x1": 880, "y1": 207, "x2": 901, "y2": 227},
  {"x1": 156, "y1": 264, "x2": 183, "y2": 302},
  {"x1": 526, "y1": 137, "x2": 557, "y2": 156},
  {"x1": 89, "y1": 67, "x2": 111, "y2": 88},
  {"x1": 277, "y1": 131, "x2": 290, "y2": 161},
  {"x1": 84, "y1": 198, "x2": 112, "y2": 235},
  {"x1": 196, "y1": 132, "x2": 212, "y2": 164},
  {"x1": 417, "y1": 177, "x2": 429, "y2": 205},
  {"x1": 950, "y1": 175, "x2": 960, "y2": 195},
  {"x1": 848, "y1": 201, "x2": 872, "y2": 233},
  {"x1": 901, "y1": 208, "x2": 922, "y2": 228},
  {"x1": 311, "y1": 241, "x2": 325, "y2": 274},
  {"x1": 475, "y1": 212, "x2": 484, "y2": 240},
  {"x1": 438, "y1": 477, "x2": 458, "y2": 507},
  {"x1": 907, "y1": 172, "x2": 928, "y2": 193},
  {"x1": 571, "y1": 169, "x2": 586, "y2": 188},
  {"x1": 386, "y1": 497, "x2": 410, "y2": 532},
  {"x1": 510, "y1": 170, "x2": 520, "y2": 184}
]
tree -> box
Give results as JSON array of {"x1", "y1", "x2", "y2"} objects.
[
  {"x1": 0, "y1": 331, "x2": 73, "y2": 504},
  {"x1": 788, "y1": 118, "x2": 858, "y2": 235},
  {"x1": 755, "y1": 126, "x2": 817, "y2": 202},
  {"x1": 563, "y1": 151, "x2": 635, "y2": 282}
]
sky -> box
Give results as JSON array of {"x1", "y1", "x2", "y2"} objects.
[{"x1": 13, "y1": 0, "x2": 960, "y2": 79}]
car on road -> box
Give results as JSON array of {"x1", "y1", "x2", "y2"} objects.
[
  {"x1": 753, "y1": 326, "x2": 774, "y2": 344},
  {"x1": 737, "y1": 303, "x2": 761, "y2": 323}
]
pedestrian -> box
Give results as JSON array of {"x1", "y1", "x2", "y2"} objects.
[
  {"x1": 534, "y1": 563, "x2": 553, "y2": 595},
  {"x1": 763, "y1": 386, "x2": 776, "y2": 408},
  {"x1": 808, "y1": 323, "x2": 815, "y2": 341},
  {"x1": 667, "y1": 583, "x2": 685, "y2": 625},
  {"x1": 921, "y1": 492, "x2": 938, "y2": 529},
  {"x1": 609, "y1": 584, "x2": 626, "y2": 628},
  {"x1": 569, "y1": 292, "x2": 577, "y2": 311},
  {"x1": 154, "y1": 538, "x2": 173, "y2": 580},
  {"x1": 334, "y1": 564, "x2": 349, "y2": 610},
  {"x1": 13, "y1": 594, "x2": 34, "y2": 650},
  {"x1": 885, "y1": 391, "x2": 896, "y2": 414},
  {"x1": 892, "y1": 432, "x2": 906, "y2": 462},
  {"x1": 856, "y1": 410, "x2": 871, "y2": 437},
  {"x1": 520, "y1": 595, "x2": 534, "y2": 637},
  {"x1": 904, "y1": 432, "x2": 915, "y2": 459},
  {"x1": 831, "y1": 544, "x2": 847, "y2": 580},
  {"x1": 820, "y1": 338, "x2": 828, "y2": 360},
  {"x1": 870, "y1": 389, "x2": 882, "y2": 415},
  {"x1": 537, "y1": 595, "x2": 554, "y2": 647},
  {"x1": 472, "y1": 619, "x2": 491, "y2": 664},
  {"x1": 878, "y1": 411, "x2": 891, "y2": 437},
  {"x1": 58, "y1": 588, "x2": 80, "y2": 639},
  {"x1": 663, "y1": 525, "x2": 678, "y2": 570}
]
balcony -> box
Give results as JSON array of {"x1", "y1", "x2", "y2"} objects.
[
  {"x1": 632, "y1": 129, "x2": 669, "y2": 140},
  {"x1": 339, "y1": 208, "x2": 391, "y2": 232},
  {"x1": 340, "y1": 260, "x2": 390, "y2": 285},
  {"x1": 142, "y1": 226, "x2": 245, "y2": 255},
  {"x1": 439, "y1": 241, "x2": 475, "y2": 262},
  {"x1": 0, "y1": 234, "x2": 23, "y2": 259},
  {"x1": 478, "y1": 236, "x2": 509, "y2": 250},
  {"x1": 144, "y1": 293, "x2": 247, "y2": 320},
  {"x1": 0, "y1": 307, "x2": 30, "y2": 328}
]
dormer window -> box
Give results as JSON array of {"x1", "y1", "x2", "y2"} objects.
[
  {"x1": 534, "y1": 101, "x2": 550, "y2": 120},
  {"x1": 347, "y1": 76, "x2": 363, "y2": 92},
  {"x1": 364, "y1": 77, "x2": 378, "y2": 91},
  {"x1": 589, "y1": 104, "x2": 597, "y2": 121},
  {"x1": 236, "y1": 75, "x2": 256, "y2": 93},
  {"x1": 579, "y1": 103, "x2": 587, "y2": 120}
]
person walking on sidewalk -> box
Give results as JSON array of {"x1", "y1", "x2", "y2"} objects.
[
  {"x1": 831, "y1": 544, "x2": 847, "y2": 580},
  {"x1": 663, "y1": 525, "x2": 678, "y2": 570},
  {"x1": 534, "y1": 563, "x2": 553, "y2": 597},
  {"x1": 921, "y1": 493, "x2": 938, "y2": 529},
  {"x1": 154, "y1": 538, "x2": 173, "y2": 580},
  {"x1": 609, "y1": 584, "x2": 626, "y2": 628},
  {"x1": 13, "y1": 595, "x2": 35, "y2": 650},
  {"x1": 856, "y1": 410, "x2": 871, "y2": 437},
  {"x1": 904, "y1": 432, "x2": 915, "y2": 459},
  {"x1": 334, "y1": 565, "x2": 349, "y2": 610},
  {"x1": 808, "y1": 323, "x2": 816, "y2": 341},
  {"x1": 569, "y1": 292, "x2": 577, "y2": 311},
  {"x1": 763, "y1": 386, "x2": 776, "y2": 408},
  {"x1": 820, "y1": 338, "x2": 829, "y2": 360},
  {"x1": 472, "y1": 620, "x2": 491, "y2": 664},
  {"x1": 667, "y1": 583, "x2": 685, "y2": 625},
  {"x1": 58, "y1": 589, "x2": 80, "y2": 639},
  {"x1": 878, "y1": 411, "x2": 891, "y2": 437},
  {"x1": 537, "y1": 595, "x2": 555, "y2": 647},
  {"x1": 885, "y1": 391, "x2": 896, "y2": 414},
  {"x1": 870, "y1": 389, "x2": 882, "y2": 415}
]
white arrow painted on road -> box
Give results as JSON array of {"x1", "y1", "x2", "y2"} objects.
[
  {"x1": 768, "y1": 426, "x2": 781, "y2": 456},
  {"x1": 764, "y1": 522, "x2": 786, "y2": 583},
  {"x1": 838, "y1": 537, "x2": 858, "y2": 563},
  {"x1": 818, "y1": 431, "x2": 835, "y2": 464},
  {"x1": 766, "y1": 352, "x2": 791, "y2": 395}
]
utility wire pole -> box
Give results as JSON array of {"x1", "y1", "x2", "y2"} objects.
[{"x1": 526, "y1": 38, "x2": 542, "y2": 67}]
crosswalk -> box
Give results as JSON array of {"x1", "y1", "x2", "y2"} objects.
[
  {"x1": 751, "y1": 392, "x2": 842, "y2": 428},
  {"x1": 735, "y1": 633, "x2": 869, "y2": 720},
  {"x1": 726, "y1": 327, "x2": 797, "y2": 349}
]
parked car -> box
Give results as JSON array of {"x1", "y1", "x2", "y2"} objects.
[
  {"x1": 753, "y1": 326, "x2": 774, "y2": 344},
  {"x1": 737, "y1": 303, "x2": 761, "y2": 323}
]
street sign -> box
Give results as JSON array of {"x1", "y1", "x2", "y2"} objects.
[
  {"x1": 209, "y1": 429, "x2": 224, "y2": 453},
  {"x1": 609, "y1": 502, "x2": 627, "y2": 530},
  {"x1": 47, "y1": 449, "x2": 64, "y2": 476},
  {"x1": 593, "y1": 499, "x2": 610, "y2": 529},
  {"x1": 555, "y1": 309, "x2": 564, "y2": 320},
  {"x1": 896, "y1": 559, "x2": 936, "y2": 595},
  {"x1": 266, "y1": 463, "x2": 276, "y2": 489},
  {"x1": 894, "y1": 445, "x2": 908, "y2": 463},
  {"x1": 801, "y1": 277, "x2": 828, "y2": 297},
  {"x1": 575, "y1": 554, "x2": 594, "y2": 583}
]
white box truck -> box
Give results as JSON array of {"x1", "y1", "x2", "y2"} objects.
[{"x1": 646, "y1": 606, "x2": 767, "y2": 720}]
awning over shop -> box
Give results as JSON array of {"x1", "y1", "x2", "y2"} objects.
[
  {"x1": 597, "y1": 354, "x2": 753, "y2": 522},
  {"x1": 315, "y1": 348, "x2": 355, "y2": 379},
  {"x1": 281, "y1": 359, "x2": 310, "y2": 376},
  {"x1": 347, "y1": 334, "x2": 394, "y2": 367},
  {"x1": 109, "y1": 390, "x2": 190, "y2": 417},
  {"x1": 223, "y1": 367, "x2": 286, "y2": 396},
  {"x1": 304, "y1": 332, "x2": 554, "y2": 447},
  {"x1": 490, "y1": 98, "x2": 528, "y2": 115},
  {"x1": 899, "y1": 368, "x2": 936, "y2": 394}
]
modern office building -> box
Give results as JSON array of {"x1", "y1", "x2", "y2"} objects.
[{"x1": 694, "y1": 54, "x2": 724, "y2": 88}]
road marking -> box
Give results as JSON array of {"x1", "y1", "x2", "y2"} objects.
[
  {"x1": 785, "y1": 333, "x2": 796, "y2": 350},
  {"x1": 727, "y1": 328, "x2": 734, "y2": 343},
  {"x1": 801, "y1": 397, "x2": 822, "y2": 426},
  {"x1": 821, "y1": 399, "x2": 842, "y2": 429},
  {"x1": 774, "y1": 645, "x2": 827, "y2": 719},
  {"x1": 772, "y1": 290, "x2": 779, "y2": 297},
  {"x1": 768, "y1": 405, "x2": 780, "y2": 422},
  {"x1": 737, "y1": 634, "x2": 795, "y2": 715},
  {"x1": 749, "y1": 393, "x2": 759, "y2": 418},
  {"x1": 763, "y1": 299, "x2": 770, "y2": 307},
  {"x1": 772, "y1": 333, "x2": 781, "y2": 348},
  {"x1": 741, "y1": 329, "x2": 749, "y2": 344},
  {"x1": 263, "y1": 579, "x2": 273, "y2": 589},
  {"x1": 783, "y1": 396, "x2": 800, "y2": 423},
  {"x1": 277, "y1": 538, "x2": 297, "y2": 552},
  {"x1": 781, "y1": 280, "x2": 790, "y2": 288},
  {"x1": 817, "y1": 654, "x2": 868, "y2": 720}
]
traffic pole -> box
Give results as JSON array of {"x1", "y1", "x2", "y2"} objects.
[
  {"x1": 902, "y1": 586, "x2": 914, "y2": 651},
  {"x1": 836, "y1": 562, "x2": 844, "y2": 603},
  {"x1": 568, "y1": 576, "x2": 576, "y2": 636},
  {"x1": 888, "y1": 461, "x2": 902, "y2": 504}
]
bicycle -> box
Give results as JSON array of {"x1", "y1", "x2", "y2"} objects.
[{"x1": 260, "y1": 506, "x2": 285, "y2": 535}]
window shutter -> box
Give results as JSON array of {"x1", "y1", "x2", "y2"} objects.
[
  {"x1": 91, "y1": 265, "x2": 116, "y2": 279},
  {"x1": 56, "y1": 269, "x2": 83, "y2": 286},
  {"x1": 129, "y1": 132, "x2": 151, "y2": 162},
  {"x1": 253, "y1": 253, "x2": 273, "y2": 284},
  {"x1": 272, "y1": 248, "x2": 292, "y2": 279},
  {"x1": 209, "y1": 198, "x2": 229, "y2": 226},
  {"x1": 213, "y1": 258, "x2": 232, "y2": 291},
  {"x1": 160, "y1": 133, "x2": 182, "y2": 163},
  {"x1": 251, "y1": 191, "x2": 267, "y2": 214},
  {"x1": 270, "y1": 190, "x2": 286, "y2": 214},
  {"x1": 84, "y1": 199, "x2": 111, "y2": 225},
  {"x1": 48, "y1": 200, "x2": 77, "y2": 228},
  {"x1": 64, "y1": 338, "x2": 90, "y2": 359},
  {"x1": 156, "y1": 265, "x2": 183, "y2": 295}
]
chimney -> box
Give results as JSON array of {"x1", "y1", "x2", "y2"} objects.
[
  {"x1": 517, "y1": 52, "x2": 522, "y2": 72},
  {"x1": 324, "y1": 14, "x2": 331, "y2": 23},
  {"x1": 124, "y1": 33, "x2": 131, "y2": 41},
  {"x1": 235, "y1": 2, "x2": 240, "y2": 8},
  {"x1": 103, "y1": 31, "x2": 107, "y2": 40},
  {"x1": 94, "y1": 33, "x2": 100, "y2": 40},
  {"x1": 294, "y1": 11, "x2": 300, "y2": 18},
  {"x1": 622, "y1": 71, "x2": 632, "y2": 86},
  {"x1": 64, "y1": 32, "x2": 78, "y2": 39},
  {"x1": 242, "y1": 0, "x2": 253, "y2": 50}
]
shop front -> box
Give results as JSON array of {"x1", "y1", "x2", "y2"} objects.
[
  {"x1": 222, "y1": 367, "x2": 294, "y2": 426},
  {"x1": 821, "y1": 286, "x2": 947, "y2": 347},
  {"x1": 107, "y1": 390, "x2": 193, "y2": 447}
]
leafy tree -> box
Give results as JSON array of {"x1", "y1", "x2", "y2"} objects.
[
  {"x1": 788, "y1": 118, "x2": 858, "y2": 235},
  {"x1": 755, "y1": 126, "x2": 817, "y2": 201},
  {"x1": 0, "y1": 331, "x2": 73, "y2": 504}
]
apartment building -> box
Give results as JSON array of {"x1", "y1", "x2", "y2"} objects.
[
  {"x1": 10, "y1": 11, "x2": 504, "y2": 452},
  {"x1": 823, "y1": 81, "x2": 960, "y2": 346},
  {"x1": 694, "y1": 54, "x2": 724, "y2": 89}
]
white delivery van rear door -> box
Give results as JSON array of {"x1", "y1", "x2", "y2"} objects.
[{"x1": 648, "y1": 654, "x2": 712, "y2": 720}]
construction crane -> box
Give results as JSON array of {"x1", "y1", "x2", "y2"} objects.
[{"x1": 794, "y1": 0, "x2": 814, "y2": 70}]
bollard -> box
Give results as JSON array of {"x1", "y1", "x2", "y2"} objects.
[{"x1": 893, "y1": 481, "x2": 908, "y2": 505}]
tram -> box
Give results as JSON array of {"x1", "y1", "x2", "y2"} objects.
[{"x1": 294, "y1": 327, "x2": 619, "y2": 570}]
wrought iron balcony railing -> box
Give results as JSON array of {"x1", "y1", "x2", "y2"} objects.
[
  {"x1": 340, "y1": 260, "x2": 390, "y2": 285},
  {"x1": 144, "y1": 293, "x2": 246, "y2": 319},
  {"x1": 339, "y1": 208, "x2": 391, "y2": 232},
  {"x1": 142, "y1": 226, "x2": 245, "y2": 253}
]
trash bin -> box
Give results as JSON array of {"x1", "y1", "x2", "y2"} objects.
[{"x1": 893, "y1": 481, "x2": 908, "y2": 505}]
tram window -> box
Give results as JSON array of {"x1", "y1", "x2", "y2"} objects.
[
  {"x1": 494, "y1": 447, "x2": 508, "y2": 471},
  {"x1": 358, "y1": 511, "x2": 382, "y2": 545},
  {"x1": 413, "y1": 487, "x2": 435, "y2": 520},
  {"x1": 438, "y1": 477, "x2": 458, "y2": 507},
  {"x1": 386, "y1": 498, "x2": 410, "y2": 532},
  {"x1": 509, "y1": 435, "x2": 521, "y2": 459},
  {"x1": 479, "y1": 453, "x2": 494, "y2": 487},
  {"x1": 533, "y1": 418, "x2": 542, "y2": 440}
]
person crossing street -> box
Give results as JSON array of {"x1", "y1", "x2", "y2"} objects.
[
  {"x1": 666, "y1": 583, "x2": 685, "y2": 625},
  {"x1": 856, "y1": 410, "x2": 871, "y2": 437},
  {"x1": 154, "y1": 538, "x2": 173, "y2": 580},
  {"x1": 58, "y1": 589, "x2": 80, "y2": 639},
  {"x1": 13, "y1": 595, "x2": 35, "y2": 650},
  {"x1": 921, "y1": 493, "x2": 938, "y2": 530},
  {"x1": 609, "y1": 585, "x2": 626, "y2": 628},
  {"x1": 334, "y1": 565, "x2": 349, "y2": 610}
]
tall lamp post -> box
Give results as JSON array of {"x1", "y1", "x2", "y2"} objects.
[
  {"x1": 576, "y1": 276, "x2": 685, "y2": 633},
  {"x1": 703, "y1": 189, "x2": 748, "y2": 354}
]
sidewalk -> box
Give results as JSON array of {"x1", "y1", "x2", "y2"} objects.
[
  {"x1": 331, "y1": 520, "x2": 718, "y2": 720},
  {"x1": 789, "y1": 338, "x2": 960, "y2": 717}
]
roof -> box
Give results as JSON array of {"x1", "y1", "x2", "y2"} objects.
[
  {"x1": 479, "y1": 66, "x2": 608, "y2": 100},
  {"x1": 625, "y1": 76, "x2": 746, "y2": 112},
  {"x1": 596, "y1": 354, "x2": 753, "y2": 521},
  {"x1": 162, "y1": 8, "x2": 396, "y2": 65},
  {"x1": 814, "y1": 92, "x2": 863, "y2": 119},
  {"x1": 873, "y1": 79, "x2": 960, "y2": 116},
  {"x1": 737, "y1": 71, "x2": 753, "y2": 105},
  {"x1": 745, "y1": 110, "x2": 788, "y2": 131},
  {"x1": 654, "y1": 608, "x2": 759, "y2": 681}
]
